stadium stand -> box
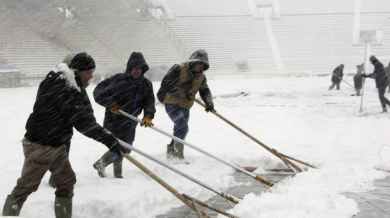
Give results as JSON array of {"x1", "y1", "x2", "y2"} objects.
[{"x1": 0, "y1": 0, "x2": 389, "y2": 86}]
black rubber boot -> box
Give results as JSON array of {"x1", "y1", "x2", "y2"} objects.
[{"x1": 93, "y1": 151, "x2": 113, "y2": 178}]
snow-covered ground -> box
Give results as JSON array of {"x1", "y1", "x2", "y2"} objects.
[{"x1": 0, "y1": 75, "x2": 389, "y2": 218}]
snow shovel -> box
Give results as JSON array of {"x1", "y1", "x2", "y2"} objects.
[
  {"x1": 117, "y1": 138, "x2": 242, "y2": 204},
  {"x1": 119, "y1": 109, "x2": 275, "y2": 187},
  {"x1": 120, "y1": 151, "x2": 214, "y2": 218},
  {"x1": 194, "y1": 98, "x2": 316, "y2": 172}
]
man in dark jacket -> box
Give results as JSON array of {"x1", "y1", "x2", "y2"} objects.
[
  {"x1": 352, "y1": 63, "x2": 364, "y2": 96},
  {"x1": 157, "y1": 50, "x2": 215, "y2": 164},
  {"x1": 363, "y1": 56, "x2": 390, "y2": 113},
  {"x1": 2, "y1": 52, "x2": 124, "y2": 217},
  {"x1": 93, "y1": 52, "x2": 156, "y2": 178},
  {"x1": 329, "y1": 64, "x2": 344, "y2": 90}
]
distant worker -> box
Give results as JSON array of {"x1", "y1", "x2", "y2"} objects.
[
  {"x1": 385, "y1": 62, "x2": 390, "y2": 93},
  {"x1": 352, "y1": 63, "x2": 364, "y2": 96},
  {"x1": 363, "y1": 56, "x2": 390, "y2": 113},
  {"x1": 329, "y1": 64, "x2": 344, "y2": 90}
]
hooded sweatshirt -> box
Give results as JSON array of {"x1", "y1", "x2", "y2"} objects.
[
  {"x1": 157, "y1": 50, "x2": 214, "y2": 109},
  {"x1": 93, "y1": 52, "x2": 156, "y2": 142}
]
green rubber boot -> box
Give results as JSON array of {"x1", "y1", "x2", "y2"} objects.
[
  {"x1": 54, "y1": 197, "x2": 72, "y2": 218},
  {"x1": 174, "y1": 142, "x2": 189, "y2": 164},
  {"x1": 167, "y1": 145, "x2": 175, "y2": 161},
  {"x1": 113, "y1": 161, "x2": 123, "y2": 179},
  {"x1": 2, "y1": 195, "x2": 24, "y2": 216},
  {"x1": 174, "y1": 142, "x2": 185, "y2": 160},
  {"x1": 93, "y1": 151, "x2": 113, "y2": 178}
]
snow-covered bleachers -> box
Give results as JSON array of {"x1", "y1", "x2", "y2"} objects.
[
  {"x1": 165, "y1": 0, "x2": 276, "y2": 74},
  {"x1": 274, "y1": 0, "x2": 390, "y2": 73},
  {"x1": 0, "y1": 0, "x2": 180, "y2": 84}
]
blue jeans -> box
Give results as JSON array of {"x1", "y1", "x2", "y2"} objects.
[{"x1": 165, "y1": 104, "x2": 190, "y2": 146}]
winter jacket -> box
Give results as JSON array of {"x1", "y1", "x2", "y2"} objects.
[
  {"x1": 157, "y1": 50, "x2": 213, "y2": 110},
  {"x1": 93, "y1": 52, "x2": 156, "y2": 143},
  {"x1": 24, "y1": 63, "x2": 117, "y2": 148},
  {"x1": 331, "y1": 66, "x2": 343, "y2": 83},
  {"x1": 365, "y1": 59, "x2": 389, "y2": 88}
]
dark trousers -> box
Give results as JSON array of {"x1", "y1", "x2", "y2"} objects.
[
  {"x1": 10, "y1": 138, "x2": 76, "y2": 203},
  {"x1": 329, "y1": 82, "x2": 340, "y2": 90},
  {"x1": 378, "y1": 86, "x2": 390, "y2": 108},
  {"x1": 165, "y1": 104, "x2": 190, "y2": 146}
]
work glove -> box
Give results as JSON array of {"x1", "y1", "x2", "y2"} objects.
[
  {"x1": 109, "y1": 140, "x2": 127, "y2": 156},
  {"x1": 109, "y1": 102, "x2": 121, "y2": 115},
  {"x1": 205, "y1": 104, "x2": 216, "y2": 113},
  {"x1": 140, "y1": 117, "x2": 154, "y2": 128}
]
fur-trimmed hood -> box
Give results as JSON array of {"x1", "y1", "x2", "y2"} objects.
[{"x1": 54, "y1": 63, "x2": 81, "y2": 92}]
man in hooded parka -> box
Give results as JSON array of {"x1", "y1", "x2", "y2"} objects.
[
  {"x1": 157, "y1": 50, "x2": 215, "y2": 164},
  {"x1": 93, "y1": 52, "x2": 156, "y2": 178}
]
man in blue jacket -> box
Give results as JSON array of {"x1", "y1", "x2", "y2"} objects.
[{"x1": 93, "y1": 52, "x2": 156, "y2": 178}]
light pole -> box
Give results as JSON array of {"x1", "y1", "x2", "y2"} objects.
[{"x1": 359, "y1": 31, "x2": 378, "y2": 112}]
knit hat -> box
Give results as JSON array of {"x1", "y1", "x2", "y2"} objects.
[
  {"x1": 187, "y1": 49, "x2": 210, "y2": 71},
  {"x1": 69, "y1": 52, "x2": 95, "y2": 71}
]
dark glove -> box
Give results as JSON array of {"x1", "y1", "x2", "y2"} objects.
[
  {"x1": 109, "y1": 140, "x2": 126, "y2": 156},
  {"x1": 109, "y1": 102, "x2": 121, "y2": 115},
  {"x1": 140, "y1": 117, "x2": 154, "y2": 128},
  {"x1": 205, "y1": 104, "x2": 216, "y2": 113}
]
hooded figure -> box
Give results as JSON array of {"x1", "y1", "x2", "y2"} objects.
[
  {"x1": 363, "y1": 56, "x2": 390, "y2": 113},
  {"x1": 384, "y1": 62, "x2": 390, "y2": 93},
  {"x1": 329, "y1": 64, "x2": 344, "y2": 90},
  {"x1": 157, "y1": 49, "x2": 215, "y2": 164},
  {"x1": 352, "y1": 63, "x2": 364, "y2": 96},
  {"x1": 93, "y1": 52, "x2": 156, "y2": 178}
]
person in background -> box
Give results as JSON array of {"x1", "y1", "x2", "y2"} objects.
[
  {"x1": 157, "y1": 49, "x2": 215, "y2": 164},
  {"x1": 92, "y1": 52, "x2": 156, "y2": 179},
  {"x1": 363, "y1": 55, "x2": 390, "y2": 113},
  {"x1": 385, "y1": 62, "x2": 390, "y2": 93},
  {"x1": 352, "y1": 63, "x2": 364, "y2": 96},
  {"x1": 2, "y1": 52, "x2": 124, "y2": 217},
  {"x1": 329, "y1": 64, "x2": 344, "y2": 90}
]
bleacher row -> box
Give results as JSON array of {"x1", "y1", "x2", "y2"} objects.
[{"x1": 0, "y1": 0, "x2": 389, "y2": 86}]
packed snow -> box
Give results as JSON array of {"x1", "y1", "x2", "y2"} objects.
[{"x1": 0, "y1": 74, "x2": 389, "y2": 218}]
